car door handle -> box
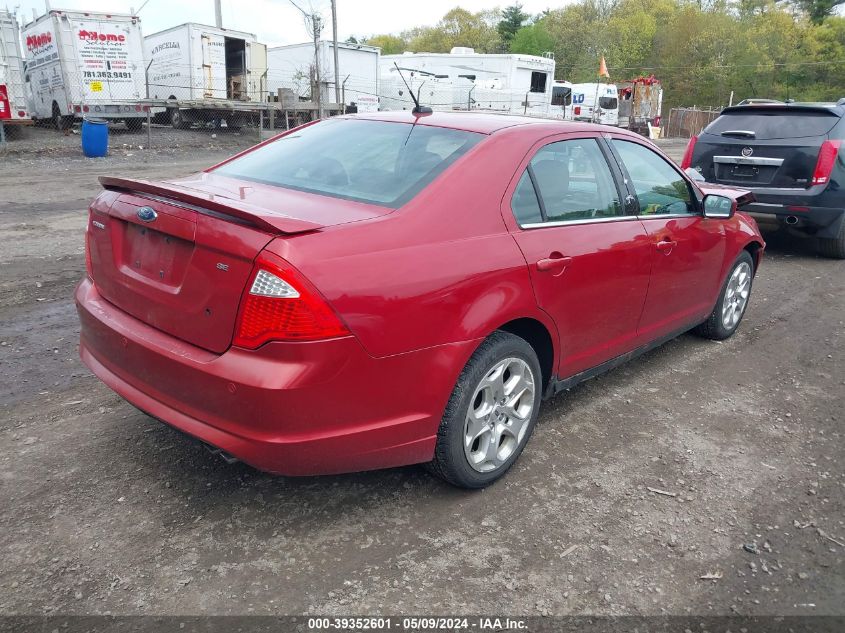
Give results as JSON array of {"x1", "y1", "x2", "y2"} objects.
[
  {"x1": 656, "y1": 239, "x2": 677, "y2": 254},
  {"x1": 536, "y1": 253, "x2": 573, "y2": 274}
]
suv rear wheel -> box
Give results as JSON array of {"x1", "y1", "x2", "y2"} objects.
[
  {"x1": 427, "y1": 331, "x2": 542, "y2": 488},
  {"x1": 817, "y1": 219, "x2": 845, "y2": 259}
]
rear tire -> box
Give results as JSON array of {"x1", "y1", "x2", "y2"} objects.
[
  {"x1": 427, "y1": 331, "x2": 542, "y2": 489},
  {"x1": 125, "y1": 118, "x2": 144, "y2": 132},
  {"x1": 694, "y1": 250, "x2": 754, "y2": 340},
  {"x1": 817, "y1": 218, "x2": 845, "y2": 259}
]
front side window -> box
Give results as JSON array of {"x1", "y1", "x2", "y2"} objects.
[
  {"x1": 611, "y1": 139, "x2": 695, "y2": 216},
  {"x1": 214, "y1": 119, "x2": 482, "y2": 208},
  {"x1": 511, "y1": 138, "x2": 622, "y2": 226}
]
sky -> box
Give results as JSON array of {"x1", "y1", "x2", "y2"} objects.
[{"x1": 12, "y1": 0, "x2": 559, "y2": 47}]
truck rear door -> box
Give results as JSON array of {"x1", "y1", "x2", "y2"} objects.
[{"x1": 247, "y1": 41, "x2": 266, "y2": 102}]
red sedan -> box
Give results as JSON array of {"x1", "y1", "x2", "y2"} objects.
[{"x1": 76, "y1": 112, "x2": 764, "y2": 488}]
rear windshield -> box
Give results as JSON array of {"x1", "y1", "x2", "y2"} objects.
[
  {"x1": 213, "y1": 118, "x2": 483, "y2": 208},
  {"x1": 704, "y1": 109, "x2": 838, "y2": 140},
  {"x1": 599, "y1": 96, "x2": 618, "y2": 110}
]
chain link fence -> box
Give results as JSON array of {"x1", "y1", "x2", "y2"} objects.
[{"x1": 664, "y1": 106, "x2": 722, "y2": 138}]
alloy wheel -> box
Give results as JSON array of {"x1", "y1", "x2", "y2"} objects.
[
  {"x1": 463, "y1": 357, "x2": 536, "y2": 473},
  {"x1": 722, "y1": 261, "x2": 752, "y2": 330}
]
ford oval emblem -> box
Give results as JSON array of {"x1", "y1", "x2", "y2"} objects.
[
  {"x1": 137, "y1": 206, "x2": 157, "y2": 222},
  {"x1": 741, "y1": 147, "x2": 754, "y2": 157}
]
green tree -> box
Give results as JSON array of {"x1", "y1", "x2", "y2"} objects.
[
  {"x1": 793, "y1": 0, "x2": 845, "y2": 24},
  {"x1": 510, "y1": 22, "x2": 555, "y2": 56},
  {"x1": 364, "y1": 34, "x2": 407, "y2": 55},
  {"x1": 498, "y1": 4, "x2": 530, "y2": 49},
  {"x1": 406, "y1": 8, "x2": 502, "y2": 53}
]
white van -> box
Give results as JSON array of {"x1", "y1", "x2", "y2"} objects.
[{"x1": 569, "y1": 82, "x2": 618, "y2": 126}]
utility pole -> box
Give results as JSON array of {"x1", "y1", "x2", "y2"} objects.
[
  {"x1": 214, "y1": 0, "x2": 222, "y2": 28},
  {"x1": 288, "y1": 1, "x2": 323, "y2": 118},
  {"x1": 331, "y1": 0, "x2": 340, "y2": 108},
  {"x1": 311, "y1": 13, "x2": 322, "y2": 118}
]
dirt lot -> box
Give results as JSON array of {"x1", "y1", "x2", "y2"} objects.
[{"x1": 0, "y1": 136, "x2": 843, "y2": 620}]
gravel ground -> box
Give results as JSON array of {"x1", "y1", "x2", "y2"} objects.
[{"x1": 0, "y1": 138, "x2": 842, "y2": 620}]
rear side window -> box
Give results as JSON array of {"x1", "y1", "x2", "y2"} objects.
[
  {"x1": 512, "y1": 138, "x2": 622, "y2": 226},
  {"x1": 214, "y1": 119, "x2": 483, "y2": 208},
  {"x1": 705, "y1": 110, "x2": 838, "y2": 140}
]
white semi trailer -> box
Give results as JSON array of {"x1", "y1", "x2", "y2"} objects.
[
  {"x1": 267, "y1": 41, "x2": 379, "y2": 113},
  {"x1": 144, "y1": 23, "x2": 267, "y2": 128},
  {"x1": 22, "y1": 9, "x2": 147, "y2": 130},
  {"x1": 0, "y1": 10, "x2": 31, "y2": 130}
]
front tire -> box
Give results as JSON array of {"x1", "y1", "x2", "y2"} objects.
[
  {"x1": 817, "y1": 218, "x2": 845, "y2": 259},
  {"x1": 427, "y1": 331, "x2": 542, "y2": 488},
  {"x1": 694, "y1": 250, "x2": 754, "y2": 340}
]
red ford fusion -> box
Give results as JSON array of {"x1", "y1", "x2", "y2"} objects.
[{"x1": 76, "y1": 112, "x2": 764, "y2": 488}]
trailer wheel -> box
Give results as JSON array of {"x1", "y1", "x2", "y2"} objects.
[
  {"x1": 125, "y1": 118, "x2": 144, "y2": 133},
  {"x1": 52, "y1": 102, "x2": 71, "y2": 131},
  {"x1": 225, "y1": 113, "x2": 244, "y2": 131},
  {"x1": 169, "y1": 107, "x2": 190, "y2": 129}
]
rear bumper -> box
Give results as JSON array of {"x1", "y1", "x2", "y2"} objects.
[
  {"x1": 741, "y1": 187, "x2": 844, "y2": 238},
  {"x1": 76, "y1": 278, "x2": 477, "y2": 476}
]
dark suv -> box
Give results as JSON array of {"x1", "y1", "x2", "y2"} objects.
[{"x1": 682, "y1": 101, "x2": 845, "y2": 258}]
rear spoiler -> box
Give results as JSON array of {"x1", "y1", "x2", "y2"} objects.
[
  {"x1": 99, "y1": 176, "x2": 323, "y2": 235},
  {"x1": 720, "y1": 104, "x2": 841, "y2": 117}
]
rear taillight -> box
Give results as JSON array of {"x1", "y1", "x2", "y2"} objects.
[
  {"x1": 811, "y1": 140, "x2": 841, "y2": 186},
  {"x1": 233, "y1": 252, "x2": 349, "y2": 348},
  {"x1": 680, "y1": 135, "x2": 698, "y2": 170}
]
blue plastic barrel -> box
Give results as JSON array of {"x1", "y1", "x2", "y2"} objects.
[{"x1": 81, "y1": 118, "x2": 109, "y2": 157}]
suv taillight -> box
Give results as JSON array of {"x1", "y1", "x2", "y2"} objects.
[
  {"x1": 811, "y1": 140, "x2": 841, "y2": 186},
  {"x1": 680, "y1": 135, "x2": 698, "y2": 170},
  {"x1": 233, "y1": 252, "x2": 349, "y2": 348}
]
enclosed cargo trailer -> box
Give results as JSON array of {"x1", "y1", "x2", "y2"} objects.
[
  {"x1": 0, "y1": 10, "x2": 31, "y2": 128},
  {"x1": 22, "y1": 9, "x2": 147, "y2": 130},
  {"x1": 144, "y1": 23, "x2": 267, "y2": 128},
  {"x1": 267, "y1": 41, "x2": 379, "y2": 112}
]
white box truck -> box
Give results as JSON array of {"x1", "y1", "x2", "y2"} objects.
[
  {"x1": 144, "y1": 23, "x2": 267, "y2": 128},
  {"x1": 22, "y1": 9, "x2": 147, "y2": 130},
  {"x1": 380, "y1": 48, "x2": 555, "y2": 116},
  {"x1": 1, "y1": 10, "x2": 32, "y2": 130},
  {"x1": 267, "y1": 41, "x2": 379, "y2": 112}
]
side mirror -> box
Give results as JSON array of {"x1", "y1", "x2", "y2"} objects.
[{"x1": 703, "y1": 194, "x2": 735, "y2": 219}]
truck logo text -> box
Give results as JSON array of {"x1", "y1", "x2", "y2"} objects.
[
  {"x1": 26, "y1": 32, "x2": 53, "y2": 52},
  {"x1": 151, "y1": 42, "x2": 180, "y2": 55},
  {"x1": 78, "y1": 30, "x2": 126, "y2": 43}
]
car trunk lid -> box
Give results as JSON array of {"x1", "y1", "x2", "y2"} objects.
[
  {"x1": 88, "y1": 175, "x2": 389, "y2": 353},
  {"x1": 693, "y1": 107, "x2": 839, "y2": 188}
]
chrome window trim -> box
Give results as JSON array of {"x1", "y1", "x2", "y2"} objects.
[
  {"x1": 519, "y1": 214, "x2": 639, "y2": 229},
  {"x1": 714, "y1": 155, "x2": 784, "y2": 167},
  {"x1": 637, "y1": 212, "x2": 699, "y2": 220}
]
